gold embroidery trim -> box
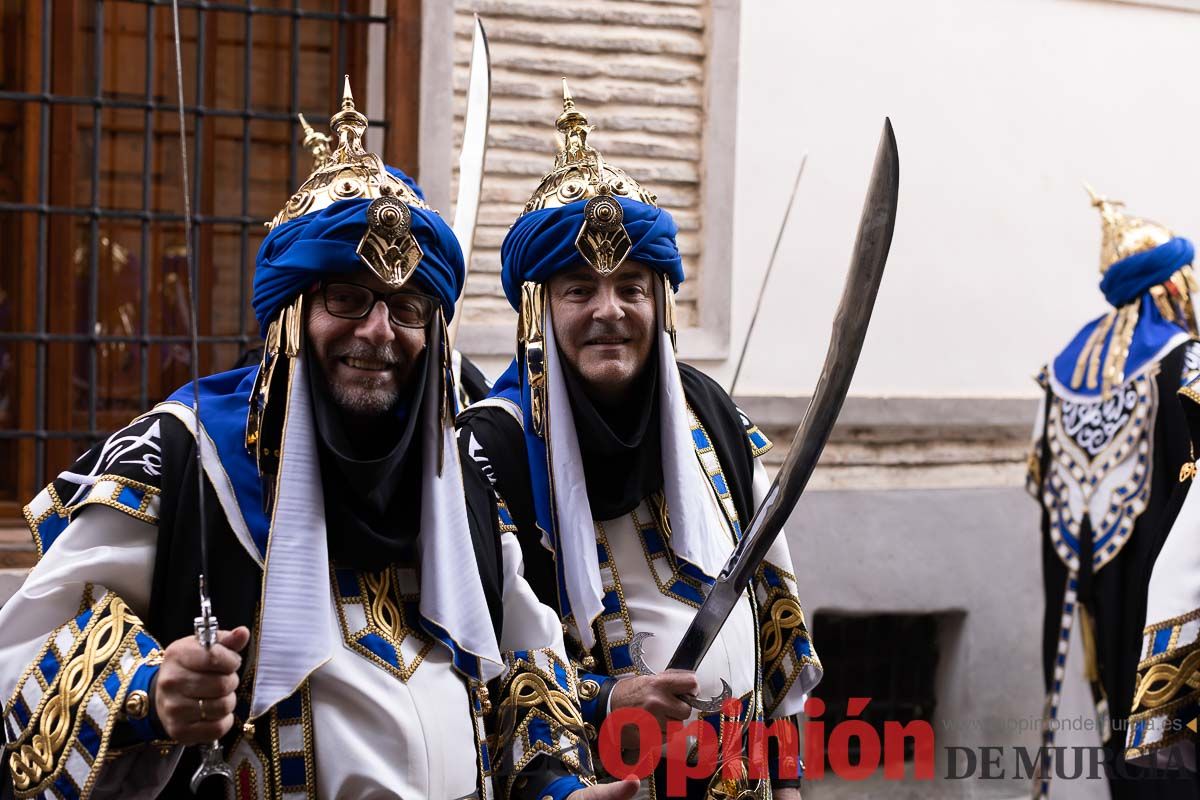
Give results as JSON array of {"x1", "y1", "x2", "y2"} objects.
[
  {"x1": 1131, "y1": 651, "x2": 1200, "y2": 713},
  {"x1": 333, "y1": 565, "x2": 434, "y2": 683},
  {"x1": 760, "y1": 597, "x2": 805, "y2": 663},
  {"x1": 7, "y1": 593, "x2": 153, "y2": 796},
  {"x1": 490, "y1": 650, "x2": 588, "y2": 795}
]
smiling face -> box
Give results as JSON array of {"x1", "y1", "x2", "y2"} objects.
[
  {"x1": 547, "y1": 261, "x2": 657, "y2": 405},
  {"x1": 306, "y1": 268, "x2": 429, "y2": 416}
]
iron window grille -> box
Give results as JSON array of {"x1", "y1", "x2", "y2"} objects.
[{"x1": 0, "y1": 0, "x2": 420, "y2": 521}]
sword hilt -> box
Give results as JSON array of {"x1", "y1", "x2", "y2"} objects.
[
  {"x1": 629, "y1": 631, "x2": 731, "y2": 714},
  {"x1": 193, "y1": 577, "x2": 218, "y2": 650},
  {"x1": 190, "y1": 575, "x2": 234, "y2": 792}
]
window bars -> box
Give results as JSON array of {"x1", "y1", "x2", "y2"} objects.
[{"x1": 0, "y1": 0, "x2": 398, "y2": 512}]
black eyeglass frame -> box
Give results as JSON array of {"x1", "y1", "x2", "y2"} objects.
[{"x1": 319, "y1": 281, "x2": 437, "y2": 329}]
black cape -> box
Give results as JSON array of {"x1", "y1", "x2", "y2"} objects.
[
  {"x1": 457, "y1": 362, "x2": 759, "y2": 627},
  {"x1": 1030, "y1": 340, "x2": 1200, "y2": 796},
  {"x1": 16, "y1": 407, "x2": 505, "y2": 798}
]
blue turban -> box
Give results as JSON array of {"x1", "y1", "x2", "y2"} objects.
[
  {"x1": 1099, "y1": 237, "x2": 1194, "y2": 307},
  {"x1": 499, "y1": 197, "x2": 684, "y2": 309},
  {"x1": 252, "y1": 166, "x2": 463, "y2": 335},
  {"x1": 391, "y1": 167, "x2": 426, "y2": 201}
]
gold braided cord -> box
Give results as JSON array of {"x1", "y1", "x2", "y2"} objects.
[
  {"x1": 363, "y1": 569, "x2": 405, "y2": 643},
  {"x1": 753, "y1": 563, "x2": 821, "y2": 718},
  {"x1": 487, "y1": 649, "x2": 589, "y2": 793},
  {"x1": 8, "y1": 595, "x2": 148, "y2": 794},
  {"x1": 1131, "y1": 650, "x2": 1200, "y2": 712},
  {"x1": 498, "y1": 673, "x2": 583, "y2": 732},
  {"x1": 759, "y1": 597, "x2": 805, "y2": 663},
  {"x1": 1072, "y1": 310, "x2": 1113, "y2": 390}
]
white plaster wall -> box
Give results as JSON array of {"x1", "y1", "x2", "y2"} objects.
[{"x1": 725, "y1": 0, "x2": 1200, "y2": 398}]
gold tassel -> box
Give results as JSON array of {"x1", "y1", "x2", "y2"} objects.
[
  {"x1": 438, "y1": 309, "x2": 451, "y2": 477},
  {"x1": 283, "y1": 294, "x2": 304, "y2": 358},
  {"x1": 1079, "y1": 605, "x2": 1100, "y2": 684},
  {"x1": 1100, "y1": 304, "x2": 1137, "y2": 398},
  {"x1": 661, "y1": 273, "x2": 678, "y2": 353},
  {"x1": 1077, "y1": 311, "x2": 1114, "y2": 390},
  {"x1": 518, "y1": 282, "x2": 547, "y2": 437},
  {"x1": 246, "y1": 293, "x2": 305, "y2": 509}
]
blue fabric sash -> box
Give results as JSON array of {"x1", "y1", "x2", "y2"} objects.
[
  {"x1": 1051, "y1": 296, "x2": 1190, "y2": 398},
  {"x1": 489, "y1": 360, "x2": 575, "y2": 620},
  {"x1": 164, "y1": 366, "x2": 269, "y2": 556}
]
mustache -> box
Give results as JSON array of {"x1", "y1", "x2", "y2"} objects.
[
  {"x1": 331, "y1": 342, "x2": 402, "y2": 365},
  {"x1": 580, "y1": 322, "x2": 634, "y2": 342}
]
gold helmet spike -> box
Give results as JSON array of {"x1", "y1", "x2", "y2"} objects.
[
  {"x1": 1084, "y1": 183, "x2": 1174, "y2": 274},
  {"x1": 269, "y1": 76, "x2": 427, "y2": 288},
  {"x1": 297, "y1": 112, "x2": 333, "y2": 172},
  {"x1": 521, "y1": 79, "x2": 660, "y2": 276}
]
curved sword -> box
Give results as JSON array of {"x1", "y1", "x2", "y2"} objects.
[
  {"x1": 167, "y1": 0, "x2": 234, "y2": 790},
  {"x1": 667, "y1": 119, "x2": 899, "y2": 676},
  {"x1": 448, "y1": 15, "x2": 492, "y2": 350}
]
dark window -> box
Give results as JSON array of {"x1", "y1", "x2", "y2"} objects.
[
  {"x1": 0, "y1": 0, "x2": 420, "y2": 523},
  {"x1": 810, "y1": 611, "x2": 943, "y2": 763}
]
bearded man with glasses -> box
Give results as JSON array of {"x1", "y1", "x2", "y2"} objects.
[{"x1": 0, "y1": 84, "x2": 633, "y2": 800}]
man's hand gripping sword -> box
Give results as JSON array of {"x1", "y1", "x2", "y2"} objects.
[
  {"x1": 630, "y1": 122, "x2": 899, "y2": 712},
  {"x1": 168, "y1": 0, "x2": 234, "y2": 790},
  {"x1": 190, "y1": 579, "x2": 234, "y2": 791}
]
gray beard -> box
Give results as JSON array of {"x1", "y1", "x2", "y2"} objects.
[
  {"x1": 325, "y1": 380, "x2": 400, "y2": 417},
  {"x1": 321, "y1": 341, "x2": 404, "y2": 417}
]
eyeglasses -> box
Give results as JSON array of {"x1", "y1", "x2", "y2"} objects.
[{"x1": 320, "y1": 282, "x2": 436, "y2": 328}]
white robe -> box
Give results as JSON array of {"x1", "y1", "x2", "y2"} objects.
[{"x1": 0, "y1": 505, "x2": 567, "y2": 799}]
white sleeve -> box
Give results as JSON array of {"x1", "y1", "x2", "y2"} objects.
[
  {"x1": 751, "y1": 457, "x2": 823, "y2": 719},
  {"x1": 492, "y1": 528, "x2": 592, "y2": 793},
  {"x1": 497, "y1": 529, "x2": 567, "y2": 656},
  {"x1": 1, "y1": 507, "x2": 182, "y2": 799}
]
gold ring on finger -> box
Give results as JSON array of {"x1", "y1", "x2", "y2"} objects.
[{"x1": 198, "y1": 697, "x2": 208, "y2": 721}]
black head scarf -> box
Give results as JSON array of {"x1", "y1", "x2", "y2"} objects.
[
  {"x1": 563, "y1": 349, "x2": 663, "y2": 520},
  {"x1": 308, "y1": 344, "x2": 428, "y2": 568}
]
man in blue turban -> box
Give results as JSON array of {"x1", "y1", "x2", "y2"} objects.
[
  {"x1": 458, "y1": 82, "x2": 821, "y2": 799},
  {"x1": 0, "y1": 81, "x2": 622, "y2": 800},
  {"x1": 1027, "y1": 188, "x2": 1200, "y2": 797}
]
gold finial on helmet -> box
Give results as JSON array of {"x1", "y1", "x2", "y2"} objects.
[
  {"x1": 523, "y1": 79, "x2": 657, "y2": 214},
  {"x1": 269, "y1": 76, "x2": 427, "y2": 288},
  {"x1": 522, "y1": 80, "x2": 658, "y2": 275},
  {"x1": 1084, "y1": 183, "x2": 1174, "y2": 274},
  {"x1": 297, "y1": 112, "x2": 333, "y2": 171}
]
